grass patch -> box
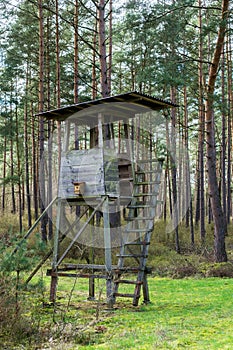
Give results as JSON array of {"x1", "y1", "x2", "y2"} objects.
[
  {"x1": 83, "y1": 277, "x2": 233, "y2": 350},
  {"x1": 1, "y1": 276, "x2": 233, "y2": 349},
  {"x1": 1, "y1": 218, "x2": 233, "y2": 348}
]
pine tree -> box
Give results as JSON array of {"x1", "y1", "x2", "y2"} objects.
[{"x1": 205, "y1": 0, "x2": 229, "y2": 262}]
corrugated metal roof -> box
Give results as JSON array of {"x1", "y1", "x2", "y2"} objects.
[{"x1": 37, "y1": 91, "x2": 177, "y2": 123}]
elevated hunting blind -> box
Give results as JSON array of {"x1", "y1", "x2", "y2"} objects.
[{"x1": 35, "y1": 91, "x2": 176, "y2": 306}]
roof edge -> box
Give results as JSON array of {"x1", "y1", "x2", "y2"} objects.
[{"x1": 36, "y1": 91, "x2": 178, "y2": 120}]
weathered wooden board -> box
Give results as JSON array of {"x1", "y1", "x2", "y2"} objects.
[{"x1": 58, "y1": 148, "x2": 119, "y2": 198}]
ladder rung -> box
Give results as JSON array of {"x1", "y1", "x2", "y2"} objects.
[
  {"x1": 127, "y1": 204, "x2": 156, "y2": 208},
  {"x1": 134, "y1": 193, "x2": 154, "y2": 197},
  {"x1": 124, "y1": 241, "x2": 150, "y2": 246},
  {"x1": 47, "y1": 270, "x2": 107, "y2": 279},
  {"x1": 113, "y1": 293, "x2": 138, "y2": 298},
  {"x1": 62, "y1": 264, "x2": 107, "y2": 271},
  {"x1": 124, "y1": 228, "x2": 147, "y2": 233},
  {"x1": 135, "y1": 182, "x2": 160, "y2": 185},
  {"x1": 116, "y1": 254, "x2": 148, "y2": 258},
  {"x1": 113, "y1": 267, "x2": 152, "y2": 273},
  {"x1": 114, "y1": 280, "x2": 143, "y2": 285},
  {"x1": 113, "y1": 267, "x2": 141, "y2": 273},
  {"x1": 125, "y1": 216, "x2": 154, "y2": 221}
]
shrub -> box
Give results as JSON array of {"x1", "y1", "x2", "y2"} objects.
[
  {"x1": 200, "y1": 262, "x2": 233, "y2": 278},
  {"x1": 0, "y1": 232, "x2": 46, "y2": 347}
]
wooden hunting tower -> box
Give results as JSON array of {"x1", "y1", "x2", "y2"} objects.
[{"x1": 38, "y1": 91, "x2": 175, "y2": 306}]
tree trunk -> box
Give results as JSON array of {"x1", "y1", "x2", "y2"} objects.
[
  {"x1": 10, "y1": 115, "x2": 16, "y2": 215},
  {"x1": 221, "y1": 50, "x2": 227, "y2": 227},
  {"x1": 205, "y1": 0, "x2": 229, "y2": 262},
  {"x1": 24, "y1": 63, "x2": 32, "y2": 229},
  {"x1": 226, "y1": 36, "x2": 232, "y2": 224},
  {"x1": 184, "y1": 86, "x2": 194, "y2": 246},
  {"x1": 38, "y1": 0, "x2": 47, "y2": 241},
  {"x1": 92, "y1": 12, "x2": 97, "y2": 99},
  {"x1": 55, "y1": 0, "x2": 62, "y2": 172},
  {"x1": 198, "y1": 0, "x2": 206, "y2": 242},
  {"x1": 108, "y1": 0, "x2": 112, "y2": 95},
  {"x1": 31, "y1": 103, "x2": 38, "y2": 220},
  {"x1": 194, "y1": 157, "x2": 200, "y2": 226},
  {"x1": 15, "y1": 105, "x2": 23, "y2": 233},
  {"x1": 170, "y1": 87, "x2": 180, "y2": 254},
  {"x1": 74, "y1": 0, "x2": 80, "y2": 217},
  {"x1": 74, "y1": 0, "x2": 79, "y2": 104},
  {"x1": 2, "y1": 130, "x2": 7, "y2": 212},
  {"x1": 165, "y1": 119, "x2": 173, "y2": 222},
  {"x1": 98, "y1": 0, "x2": 109, "y2": 97}
]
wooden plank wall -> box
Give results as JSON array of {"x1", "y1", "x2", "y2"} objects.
[{"x1": 58, "y1": 148, "x2": 119, "y2": 198}]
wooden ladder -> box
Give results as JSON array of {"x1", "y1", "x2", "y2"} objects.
[{"x1": 112, "y1": 158, "x2": 163, "y2": 306}]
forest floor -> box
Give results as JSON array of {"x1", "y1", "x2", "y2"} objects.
[{"x1": 1, "y1": 218, "x2": 233, "y2": 349}]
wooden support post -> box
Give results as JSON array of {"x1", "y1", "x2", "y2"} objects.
[
  {"x1": 103, "y1": 197, "x2": 113, "y2": 307},
  {"x1": 142, "y1": 273, "x2": 150, "y2": 304},
  {"x1": 88, "y1": 274, "x2": 95, "y2": 300},
  {"x1": 88, "y1": 207, "x2": 95, "y2": 300},
  {"x1": 63, "y1": 120, "x2": 70, "y2": 152},
  {"x1": 98, "y1": 113, "x2": 103, "y2": 148},
  {"x1": 124, "y1": 123, "x2": 135, "y2": 181},
  {"x1": 50, "y1": 199, "x2": 63, "y2": 302}
]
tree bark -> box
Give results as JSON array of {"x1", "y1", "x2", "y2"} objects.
[
  {"x1": 198, "y1": 0, "x2": 206, "y2": 242},
  {"x1": 98, "y1": 0, "x2": 109, "y2": 97},
  {"x1": 74, "y1": 0, "x2": 79, "y2": 104},
  {"x1": 10, "y1": 111, "x2": 16, "y2": 215},
  {"x1": 92, "y1": 14, "x2": 97, "y2": 99},
  {"x1": 46, "y1": 13, "x2": 53, "y2": 240},
  {"x1": 226, "y1": 36, "x2": 232, "y2": 224},
  {"x1": 170, "y1": 87, "x2": 180, "y2": 254},
  {"x1": 24, "y1": 63, "x2": 32, "y2": 229},
  {"x1": 55, "y1": 0, "x2": 62, "y2": 172},
  {"x1": 31, "y1": 102, "x2": 38, "y2": 220},
  {"x1": 108, "y1": 0, "x2": 112, "y2": 95},
  {"x1": 15, "y1": 104, "x2": 23, "y2": 233},
  {"x1": 205, "y1": 0, "x2": 229, "y2": 262},
  {"x1": 38, "y1": 0, "x2": 47, "y2": 241},
  {"x1": 2, "y1": 127, "x2": 7, "y2": 212},
  {"x1": 184, "y1": 86, "x2": 194, "y2": 247},
  {"x1": 221, "y1": 50, "x2": 227, "y2": 227}
]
